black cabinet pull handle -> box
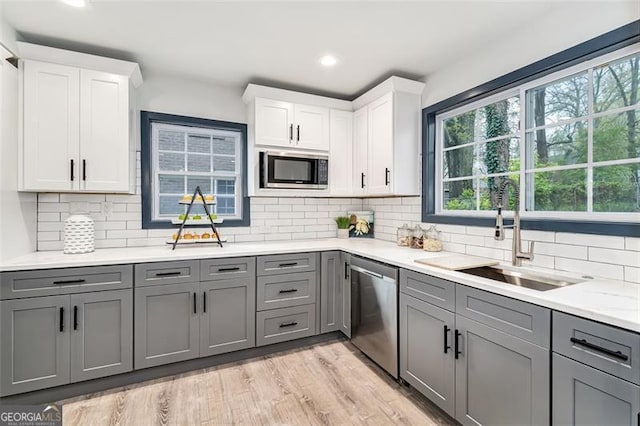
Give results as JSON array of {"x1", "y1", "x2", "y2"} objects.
[
  {"x1": 193, "y1": 293, "x2": 197, "y2": 314},
  {"x1": 444, "y1": 325, "x2": 451, "y2": 354},
  {"x1": 570, "y1": 337, "x2": 629, "y2": 361},
  {"x1": 279, "y1": 289, "x2": 298, "y2": 294},
  {"x1": 344, "y1": 262, "x2": 349, "y2": 279},
  {"x1": 361, "y1": 172, "x2": 365, "y2": 188},
  {"x1": 73, "y1": 306, "x2": 78, "y2": 330},
  {"x1": 70, "y1": 159, "x2": 75, "y2": 181},
  {"x1": 454, "y1": 329, "x2": 462, "y2": 359},
  {"x1": 279, "y1": 321, "x2": 298, "y2": 328},
  {"x1": 53, "y1": 279, "x2": 85, "y2": 285},
  {"x1": 59, "y1": 307, "x2": 65, "y2": 332},
  {"x1": 278, "y1": 262, "x2": 298, "y2": 268},
  {"x1": 82, "y1": 159, "x2": 87, "y2": 181},
  {"x1": 155, "y1": 271, "x2": 181, "y2": 277},
  {"x1": 203, "y1": 291, "x2": 207, "y2": 313},
  {"x1": 289, "y1": 124, "x2": 293, "y2": 142},
  {"x1": 217, "y1": 267, "x2": 241, "y2": 272},
  {"x1": 296, "y1": 125, "x2": 300, "y2": 142},
  {"x1": 385, "y1": 168, "x2": 390, "y2": 186}
]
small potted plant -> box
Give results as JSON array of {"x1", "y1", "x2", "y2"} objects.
[{"x1": 334, "y1": 216, "x2": 351, "y2": 239}]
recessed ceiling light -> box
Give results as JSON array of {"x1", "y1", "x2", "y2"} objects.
[
  {"x1": 60, "y1": 0, "x2": 87, "y2": 8},
  {"x1": 320, "y1": 55, "x2": 337, "y2": 67}
]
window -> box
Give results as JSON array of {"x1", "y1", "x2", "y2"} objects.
[
  {"x1": 141, "y1": 111, "x2": 249, "y2": 229},
  {"x1": 435, "y1": 45, "x2": 640, "y2": 223}
]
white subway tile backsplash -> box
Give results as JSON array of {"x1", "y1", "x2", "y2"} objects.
[
  {"x1": 536, "y1": 242, "x2": 588, "y2": 260},
  {"x1": 589, "y1": 247, "x2": 640, "y2": 267},
  {"x1": 37, "y1": 231, "x2": 60, "y2": 241},
  {"x1": 624, "y1": 266, "x2": 640, "y2": 283},
  {"x1": 556, "y1": 233, "x2": 625, "y2": 249},
  {"x1": 554, "y1": 257, "x2": 624, "y2": 281},
  {"x1": 625, "y1": 237, "x2": 640, "y2": 252},
  {"x1": 37, "y1": 241, "x2": 64, "y2": 251}
]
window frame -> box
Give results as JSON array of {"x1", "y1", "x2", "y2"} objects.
[
  {"x1": 141, "y1": 110, "x2": 250, "y2": 229},
  {"x1": 422, "y1": 20, "x2": 640, "y2": 237}
]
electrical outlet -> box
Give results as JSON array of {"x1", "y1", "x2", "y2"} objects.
[{"x1": 102, "y1": 201, "x2": 113, "y2": 216}]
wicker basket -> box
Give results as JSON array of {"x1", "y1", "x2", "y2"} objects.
[{"x1": 64, "y1": 214, "x2": 95, "y2": 254}]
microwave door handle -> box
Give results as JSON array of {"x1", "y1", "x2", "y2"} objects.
[{"x1": 289, "y1": 124, "x2": 293, "y2": 143}]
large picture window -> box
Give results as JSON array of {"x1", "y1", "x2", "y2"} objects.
[
  {"x1": 436, "y1": 46, "x2": 639, "y2": 222},
  {"x1": 141, "y1": 111, "x2": 249, "y2": 229}
]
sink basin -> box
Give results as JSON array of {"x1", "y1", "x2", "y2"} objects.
[{"x1": 458, "y1": 265, "x2": 585, "y2": 291}]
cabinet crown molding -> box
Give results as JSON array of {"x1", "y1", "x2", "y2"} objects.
[
  {"x1": 16, "y1": 42, "x2": 143, "y2": 88},
  {"x1": 352, "y1": 76, "x2": 425, "y2": 110}
]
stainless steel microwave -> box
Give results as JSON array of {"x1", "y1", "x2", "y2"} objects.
[{"x1": 260, "y1": 151, "x2": 329, "y2": 189}]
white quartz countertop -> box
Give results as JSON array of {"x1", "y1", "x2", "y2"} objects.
[{"x1": 2, "y1": 239, "x2": 639, "y2": 333}]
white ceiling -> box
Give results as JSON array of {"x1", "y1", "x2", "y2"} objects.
[{"x1": 2, "y1": 1, "x2": 638, "y2": 99}]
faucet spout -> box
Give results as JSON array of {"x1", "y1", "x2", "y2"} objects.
[{"x1": 494, "y1": 178, "x2": 534, "y2": 266}]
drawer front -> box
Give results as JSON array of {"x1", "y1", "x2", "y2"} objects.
[
  {"x1": 400, "y1": 269, "x2": 455, "y2": 311},
  {"x1": 553, "y1": 311, "x2": 640, "y2": 385},
  {"x1": 257, "y1": 253, "x2": 318, "y2": 276},
  {"x1": 0, "y1": 265, "x2": 133, "y2": 300},
  {"x1": 256, "y1": 304, "x2": 316, "y2": 346},
  {"x1": 200, "y1": 257, "x2": 256, "y2": 282},
  {"x1": 257, "y1": 272, "x2": 317, "y2": 311},
  {"x1": 456, "y1": 285, "x2": 550, "y2": 348},
  {"x1": 135, "y1": 260, "x2": 200, "y2": 287}
]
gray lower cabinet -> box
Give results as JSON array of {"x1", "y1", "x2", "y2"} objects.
[
  {"x1": 340, "y1": 252, "x2": 351, "y2": 338},
  {"x1": 399, "y1": 293, "x2": 455, "y2": 417},
  {"x1": 0, "y1": 295, "x2": 70, "y2": 396},
  {"x1": 200, "y1": 278, "x2": 255, "y2": 357},
  {"x1": 70, "y1": 289, "x2": 133, "y2": 382},
  {"x1": 256, "y1": 304, "x2": 316, "y2": 346},
  {"x1": 320, "y1": 251, "x2": 342, "y2": 333},
  {"x1": 552, "y1": 353, "x2": 640, "y2": 426},
  {"x1": 134, "y1": 282, "x2": 200, "y2": 369},
  {"x1": 455, "y1": 314, "x2": 550, "y2": 426}
]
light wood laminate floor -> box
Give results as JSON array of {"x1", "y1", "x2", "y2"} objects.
[{"x1": 60, "y1": 339, "x2": 455, "y2": 425}]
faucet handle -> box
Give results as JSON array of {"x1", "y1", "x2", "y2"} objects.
[{"x1": 522, "y1": 241, "x2": 535, "y2": 261}]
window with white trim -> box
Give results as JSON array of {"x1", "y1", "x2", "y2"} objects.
[
  {"x1": 150, "y1": 122, "x2": 243, "y2": 221},
  {"x1": 437, "y1": 45, "x2": 640, "y2": 221}
]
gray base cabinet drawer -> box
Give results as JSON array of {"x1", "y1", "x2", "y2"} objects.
[
  {"x1": 257, "y1": 253, "x2": 318, "y2": 276},
  {"x1": 135, "y1": 260, "x2": 200, "y2": 287},
  {"x1": 1, "y1": 265, "x2": 133, "y2": 300},
  {"x1": 400, "y1": 269, "x2": 455, "y2": 311},
  {"x1": 200, "y1": 257, "x2": 256, "y2": 282},
  {"x1": 257, "y1": 272, "x2": 317, "y2": 311},
  {"x1": 456, "y1": 285, "x2": 550, "y2": 348},
  {"x1": 553, "y1": 353, "x2": 640, "y2": 426},
  {"x1": 553, "y1": 311, "x2": 640, "y2": 385},
  {"x1": 257, "y1": 304, "x2": 316, "y2": 346}
]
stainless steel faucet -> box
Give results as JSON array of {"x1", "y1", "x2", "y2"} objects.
[{"x1": 494, "y1": 178, "x2": 534, "y2": 266}]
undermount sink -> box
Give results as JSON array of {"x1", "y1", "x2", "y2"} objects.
[{"x1": 458, "y1": 265, "x2": 586, "y2": 291}]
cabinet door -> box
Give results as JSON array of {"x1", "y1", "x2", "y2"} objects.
[
  {"x1": 255, "y1": 98, "x2": 294, "y2": 147},
  {"x1": 22, "y1": 60, "x2": 79, "y2": 191},
  {"x1": 79, "y1": 69, "x2": 130, "y2": 192},
  {"x1": 340, "y1": 252, "x2": 351, "y2": 338},
  {"x1": 294, "y1": 104, "x2": 329, "y2": 151},
  {"x1": 352, "y1": 106, "x2": 368, "y2": 196},
  {"x1": 552, "y1": 353, "x2": 640, "y2": 426},
  {"x1": 200, "y1": 278, "x2": 256, "y2": 357},
  {"x1": 320, "y1": 251, "x2": 342, "y2": 333},
  {"x1": 367, "y1": 93, "x2": 394, "y2": 195},
  {"x1": 70, "y1": 289, "x2": 133, "y2": 382},
  {"x1": 400, "y1": 294, "x2": 455, "y2": 417},
  {"x1": 0, "y1": 295, "x2": 70, "y2": 396},
  {"x1": 455, "y1": 315, "x2": 549, "y2": 426},
  {"x1": 134, "y1": 282, "x2": 200, "y2": 369},
  {"x1": 329, "y1": 110, "x2": 353, "y2": 196}
]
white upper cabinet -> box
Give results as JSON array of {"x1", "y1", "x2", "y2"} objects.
[
  {"x1": 18, "y1": 42, "x2": 142, "y2": 193},
  {"x1": 79, "y1": 69, "x2": 130, "y2": 192},
  {"x1": 367, "y1": 93, "x2": 394, "y2": 195},
  {"x1": 253, "y1": 97, "x2": 330, "y2": 151},
  {"x1": 294, "y1": 104, "x2": 329, "y2": 151},
  {"x1": 254, "y1": 98, "x2": 295, "y2": 147},
  {"x1": 23, "y1": 60, "x2": 80, "y2": 191},
  {"x1": 329, "y1": 109, "x2": 353, "y2": 196},
  {"x1": 352, "y1": 106, "x2": 368, "y2": 196}
]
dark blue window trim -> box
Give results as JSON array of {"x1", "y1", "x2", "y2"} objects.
[
  {"x1": 422, "y1": 20, "x2": 640, "y2": 238},
  {"x1": 140, "y1": 110, "x2": 250, "y2": 229}
]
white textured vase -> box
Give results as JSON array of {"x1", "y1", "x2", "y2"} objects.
[
  {"x1": 337, "y1": 229, "x2": 349, "y2": 239},
  {"x1": 64, "y1": 215, "x2": 95, "y2": 254}
]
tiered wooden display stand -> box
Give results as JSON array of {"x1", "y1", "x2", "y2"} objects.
[{"x1": 167, "y1": 186, "x2": 225, "y2": 250}]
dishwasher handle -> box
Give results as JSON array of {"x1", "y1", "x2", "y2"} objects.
[{"x1": 350, "y1": 264, "x2": 396, "y2": 283}]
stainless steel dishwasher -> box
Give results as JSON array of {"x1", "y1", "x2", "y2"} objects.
[{"x1": 350, "y1": 256, "x2": 398, "y2": 378}]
